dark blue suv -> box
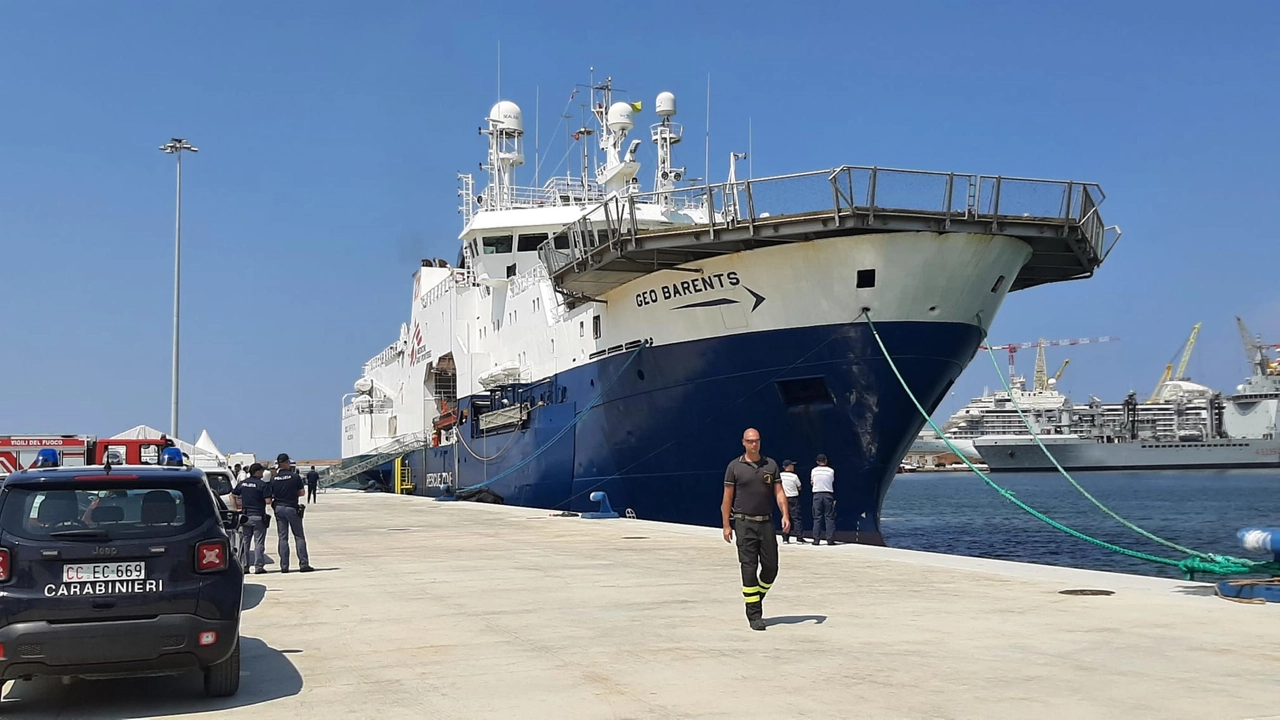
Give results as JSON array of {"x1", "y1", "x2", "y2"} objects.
[{"x1": 0, "y1": 449, "x2": 245, "y2": 697}]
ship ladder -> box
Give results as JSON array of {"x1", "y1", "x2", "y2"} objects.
[
  {"x1": 863, "y1": 310, "x2": 1280, "y2": 582},
  {"x1": 394, "y1": 456, "x2": 414, "y2": 495}
]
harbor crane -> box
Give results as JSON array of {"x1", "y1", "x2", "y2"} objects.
[
  {"x1": 979, "y1": 336, "x2": 1119, "y2": 391},
  {"x1": 1147, "y1": 322, "x2": 1201, "y2": 404}
]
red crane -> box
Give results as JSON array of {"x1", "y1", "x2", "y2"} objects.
[{"x1": 979, "y1": 336, "x2": 1120, "y2": 387}]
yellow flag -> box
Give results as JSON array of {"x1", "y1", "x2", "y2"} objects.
[{"x1": 629, "y1": 101, "x2": 642, "y2": 112}]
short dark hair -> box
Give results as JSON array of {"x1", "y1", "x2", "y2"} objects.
[{"x1": 816, "y1": 453, "x2": 828, "y2": 464}]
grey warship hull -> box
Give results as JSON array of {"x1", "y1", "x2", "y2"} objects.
[{"x1": 976, "y1": 435, "x2": 1280, "y2": 471}]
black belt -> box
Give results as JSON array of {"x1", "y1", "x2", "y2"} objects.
[{"x1": 732, "y1": 513, "x2": 771, "y2": 522}]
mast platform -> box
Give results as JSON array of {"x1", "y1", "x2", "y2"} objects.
[{"x1": 537, "y1": 165, "x2": 1120, "y2": 302}]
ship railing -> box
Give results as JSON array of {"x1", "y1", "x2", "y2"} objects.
[
  {"x1": 508, "y1": 263, "x2": 549, "y2": 296},
  {"x1": 536, "y1": 164, "x2": 1113, "y2": 281},
  {"x1": 319, "y1": 431, "x2": 430, "y2": 490},
  {"x1": 362, "y1": 341, "x2": 404, "y2": 375},
  {"x1": 341, "y1": 397, "x2": 395, "y2": 419},
  {"x1": 475, "y1": 177, "x2": 607, "y2": 212}
]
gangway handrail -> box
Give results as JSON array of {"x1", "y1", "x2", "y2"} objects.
[{"x1": 320, "y1": 431, "x2": 429, "y2": 489}]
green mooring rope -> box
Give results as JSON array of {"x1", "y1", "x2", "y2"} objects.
[
  {"x1": 980, "y1": 341, "x2": 1208, "y2": 559},
  {"x1": 864, "y1": 314, "x2": 1280, "y2": 581}
]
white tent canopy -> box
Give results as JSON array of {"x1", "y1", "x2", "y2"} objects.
[
  {"x1": 111, "y1": 425, "x2": 226, "y2": 469},
  {"x1": 194, "y1": 429, "x2": 223, "y2": 457}
]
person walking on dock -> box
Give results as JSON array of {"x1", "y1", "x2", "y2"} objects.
[
  {"x1": 810, "y1": 454, "x2": 836, "y2": 545},
  {"x1": 270, "y1": 453, "x2": 314, "y2": 573},
  {"x1": 306, "y1": 465, "x2": 319, "y2": 503},
  {"x1": 232, "y1": 463, "x2": 273, "y2": 574},
  {"x1": 722, "y1": 428, "x2": 791, "y2": 631},
  {"x1": 779, "y1": 460, "x2": 806, "y2": 544}
]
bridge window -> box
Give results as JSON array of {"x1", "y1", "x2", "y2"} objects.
[
  {"x1": 553, "y1": 233, "x2": 570, "y2": 250},
  {"x1": 991, "y1": 274, "x2": 1006, "y2": 293},
  {"x1": 483, "y1": 235, "x2": 513, "y2": 254},
  {"x1": 856, "y1": 269, "x2": 876, "y2": 289},
  {"x1": 518, "y1": 233, "x2": 548, "y2": 252},
  {"x1": 593, "y1": 315, "x2": 602, "y2": 340}
]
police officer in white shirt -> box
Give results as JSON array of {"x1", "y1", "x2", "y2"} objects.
[
  {"x1": 810, "y1": 454, "x2": 836, "y2": 545},
  {"x1": 779, "y1": 460, "x2": 807, "y2": 544}
]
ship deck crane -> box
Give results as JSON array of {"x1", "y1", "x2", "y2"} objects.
[
  {"x1": 1053, "y1": 358, "x2": 1070, "y2": 383},
  {"x1": 1237, "y1": 316, "x2": 1279, "y2": 378},
  {"x1": 979, "y1": 336, "x2": 1119, "y2": 391},
  {"x1": 1147, "y1": 322, "x2": 1201, "y2": 404}
]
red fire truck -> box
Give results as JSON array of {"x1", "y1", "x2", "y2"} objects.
[{"x1": 0, "y1": 435, "x2": 178, "y2": 477}]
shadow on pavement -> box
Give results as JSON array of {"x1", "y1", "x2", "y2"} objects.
[
  {"x1": 243, "y1": 582, "x2": 268, "y2": 611},
  {"x1": 0, "y1": 636, "x2": 301, "y2": 717},
  {"x1": 765, "y1": 614, "x2": 827, "y2": 627}
]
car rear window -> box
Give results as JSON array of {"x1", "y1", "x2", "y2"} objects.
[{"x1": 0, "y1": 482, "x2": 214, "y2": 541}]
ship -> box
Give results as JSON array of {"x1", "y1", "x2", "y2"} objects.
[
  {"x1": 976, "y1": 317, "x2": 1280, "y2": 471},
  {"x1": 330, "y1": 72, "x2": 1118, "y2": 543},
  {"x1": 904, "y1": 338, "x2": 1106, "y2": 464}
]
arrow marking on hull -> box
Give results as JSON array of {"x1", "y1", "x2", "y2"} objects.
[{"x1": 672, "y1": 298, "x2": 739, "y2": 310}]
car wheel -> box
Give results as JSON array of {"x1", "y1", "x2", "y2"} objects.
[{"x1": 203, "y1": 637, "x2": 240, "y2": 697}]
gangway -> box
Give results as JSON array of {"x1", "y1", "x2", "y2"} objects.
[{"x1": 319, "y1": 431, "x2": 428, "y2": 490}]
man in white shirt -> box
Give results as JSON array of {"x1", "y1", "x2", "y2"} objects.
[
  {"x1": 810, "y1": 454, "x2": 836, "y2": 545},
  {"x1": 779, "y1": 460, "x2": 807, "y2": 544}
]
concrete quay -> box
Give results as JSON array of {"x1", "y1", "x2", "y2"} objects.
[{"x1": 3, "y1": 490, "x2": 1279, "y2": 719}]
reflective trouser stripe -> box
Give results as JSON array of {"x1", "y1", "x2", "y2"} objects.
[
  {"x1": 758, "y1": 580, "x2": 772, "y2": 596},
  {"x1": 743, "y1": 585, "x2": 762, "y2": 603},
  {"x1": 744, "y1": 595, "x2": 762, "y2": 604}
]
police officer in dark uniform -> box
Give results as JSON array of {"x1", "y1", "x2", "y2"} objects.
[
  {"x1": 269, "y1": 453, "x2": 313, "y2": 573},
  {"x1": 722, "y1": 427, "x2": 791, "y2": 631},
  {"x1": 231, "y1": 463, "x2": 273, "y2": 574}
]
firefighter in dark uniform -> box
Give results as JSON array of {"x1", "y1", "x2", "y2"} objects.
[{"x1": 722, "y1": 427, "x2": 791, "y2": 631}]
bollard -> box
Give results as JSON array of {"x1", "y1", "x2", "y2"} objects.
[{"x1": 581, "y1": 491, "x2": 619, "y2": 519}]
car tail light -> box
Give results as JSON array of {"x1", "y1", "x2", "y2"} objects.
[
  {"x1": 0, "y1": 642, "x2": 5, "y2": 660},
  {"x1": 194, "y1": 540, "x2": 228, "y2": 573},
  {"x1": 0, "y1": 547, "x2": 10, "y2": 582}
]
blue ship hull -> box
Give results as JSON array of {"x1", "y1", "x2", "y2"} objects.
[{"x1": 375, "y1": 320, "x2": 980, "y2": 544}]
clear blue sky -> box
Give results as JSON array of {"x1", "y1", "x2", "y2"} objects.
[{"x1": 2, "y1": 1, "x2": 1277, "y2": 459}]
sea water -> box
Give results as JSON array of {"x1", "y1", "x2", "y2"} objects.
[{"x1": 880, "y1": 469, "x2": 1280, "y2": 579}]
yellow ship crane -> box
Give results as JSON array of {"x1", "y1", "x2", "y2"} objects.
[
  {"x1": 1147, "y1": 322, "x2": 1200, "y2": 403},
  {"x1": 1053, "y1": 359, "x2": 1070, "y2": 383}
]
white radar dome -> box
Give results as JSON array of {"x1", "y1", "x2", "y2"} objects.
[
  {"x1": 489, "y1": 100, "x2": 524, "y2": 133},
  {"x1": 354, "y1": 377, "x2": 373, "y2": 393},
  {"x1": 655, "y1": 91, "x2": 677, "y2": 118},
  {"x1": 1046, "y1": 378, "x2": 1057, "y2": 386},
  {"x1": 607, "y1": 102, "x2": 635, "y2": 131}
]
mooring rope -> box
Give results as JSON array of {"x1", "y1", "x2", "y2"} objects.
[
  {"x1": 864, "y1": 311, "x2": 1279, "y2": 581},
  {"x1": 979, "y1": 342, "x2": 1211, "y2": 559}
]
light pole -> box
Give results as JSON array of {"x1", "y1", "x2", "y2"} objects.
[{"x1": 159, "y1": 137, "x2": 198, "y2": 439}]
